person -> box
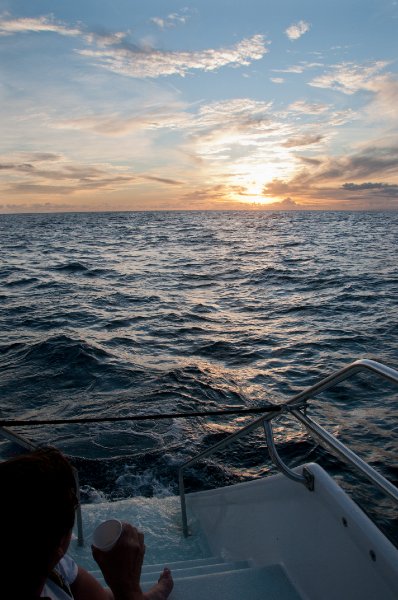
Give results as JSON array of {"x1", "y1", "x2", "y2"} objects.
[{"x1": 0, "y1": 447, "x2": 174, "y2": 600}]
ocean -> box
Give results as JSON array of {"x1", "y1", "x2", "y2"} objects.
[{"x1": 0, "y1": 210, "x2": 397, "y2": 542}]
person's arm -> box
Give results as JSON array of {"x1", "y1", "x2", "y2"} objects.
[
  {"x1": 91, "y1": 523, "x2": 145, "y2": 600},
  {"x1": 70, "y1": 566, "x2": 114, "y2": 600}
]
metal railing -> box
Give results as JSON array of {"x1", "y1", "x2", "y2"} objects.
[
  {"x1": 178, "y1": 359, "x2": 398, "y2": 536},
  {"x1": 2, "y1": 358, "x2": 398, "y2": 541}
]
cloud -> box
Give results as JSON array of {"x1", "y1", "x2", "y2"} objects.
[
  {"x1": 309, "y1": 61, "x2": 388, "y2": 95},
  {"x1": 288, "y1": 100, "x2": 329, "y2": 114},
  {"x1": 0, "y1": 15, "x2": 81, "y2": 37},
  {"x1": 273, "y1": 62, "x2": 322, "y2": 75},
  {"x1": 289, "y1": 145, "x2": 398, "y2": 187},
  {"x1": 0, "y1": 152, "x2": 186, "y2": 197},
  {"x1": 270, "y1": 77, "x2": 284, "y2": 84},
  {"x1": 365, "y1": 74, "x2": 398, "y2": 121},
  {"x1": 342, "y1": 182, "x2": 398, "y2": 196},
  {"x1": 0, "y1": 14, "x2": 267, "y2": 79},
  {"x1": 0, "y1": 157, "x2": 129, "y2": 183},
  {"x1": 321, "y1": 146, "x2": 398, "y2": 180},
  {"x1": 262, "y1": 144, "x2": 398, "y2": 208},
  {"x1": 0, "y1": 153, "x2": 134, "y2": 194},
  {"x1": 282, "y1": 134, "x2": 324, "y2": 148},
  {"x1": 285, "y1": 20, "x2": 311, "y2": 41},
  {"x1": 150, "y1": 9, "x2": 194, "y2": 29},
  {"x1": 194, "y1": 99, "x2": 274, "y2": 132},
  {"x1": 10, "y1": 183, "x2": 78, "y2": 195},
  {"x1": 53, "y1": 104, "x2": 189, "y2": 136},
  {"x1": 180, "y1": 183, "x2": 264, "y2": 209},
  {"x1": 78, "y1": 34, "x2": 268, "y2": 78},
  {"x1": 262, "y1": 179, "x2": 294, "y2": 196},
  {"x1": 0, "y1": 14, "x2": 127, "y2": 45},
  {"x1": 181, "y1": 98, "x2": 287, "y2": 163},
  {"x1": 263, "y1": 197, "x2": 301, "y2": 209},
  {"x1": 143, "y1": 175, "x2": 183, "y2": 186},
  {"x1": 0, "y1": 201, "x2": 77, "y2": 213},
  {"x1": 84, "y1": 30, "x2": 128, "y2": 47}
]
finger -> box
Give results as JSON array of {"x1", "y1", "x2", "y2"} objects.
[{"x1": 91, "y1": 545, "x2": 101, "y2": 563}]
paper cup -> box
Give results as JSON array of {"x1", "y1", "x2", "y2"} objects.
[{"x1": 92, "y1": 519, "x2": 123, "y2": 551}]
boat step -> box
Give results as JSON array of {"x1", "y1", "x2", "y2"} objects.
[
  {"x1": 141, "y1": 560, "x2": 249, "y2": 585},
  {"x1": 89, "y1": 555, "x2": 224, "y2": 584},
  {"x1": 157, "y1": 565, "x2": 303, "y2": 600},
  {"x1": 141, "y1": 555, "x2": 223, "y2": 574}
]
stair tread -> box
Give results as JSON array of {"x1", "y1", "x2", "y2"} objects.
[
  {"x1": 141, "y1": 556, "x2": 222, "y2": 573},
  {"x1": 146, "y1": 565, "x2": 303, "y2": 600},
  {"x1": 89, "y1": 556, "x2": 222, "y2": 580},
  {"x1": 141, "y1": 561, "x2": 249, "y2": 583}
]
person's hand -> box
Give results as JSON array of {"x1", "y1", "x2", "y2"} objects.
[{"x1": 92, "y1": 522, "x2": 145, "y2": 600}]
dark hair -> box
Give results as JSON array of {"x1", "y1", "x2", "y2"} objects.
[{"x1": 0, "y1": 447, "x2": 78, "y2": 593}]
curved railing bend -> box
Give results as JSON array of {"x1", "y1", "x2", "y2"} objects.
[{"x1": 178, "y1": 358, "x2": 398, "y2": 537}]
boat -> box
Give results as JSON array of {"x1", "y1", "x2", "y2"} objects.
[{"x1": 1, "y1": 358, "x2": 398, "y2": 599}]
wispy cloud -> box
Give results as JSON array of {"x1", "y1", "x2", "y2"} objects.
[
  {"x1": 288, "y1": 100, "x2": 329, "y2": 114},
  {"x1": 0, "y1": 14, "x2": 127, "y2": 45},
  {"x1": 0, "y1": 15, "x2": 81, "y2": 37},
  {"x1": 0, "y1": 152, "x2": 185, "y2": 197},
  {"x1": 78, "y1": 34, "x2": 268, "y2": 78},
  {"x1": 0, "y1": 14, "x2": 267, "y2": 79},
  {"x1": 53, "y1": 103, "x2": 189, "y2": 136},
  {"x1": 150, "y1": 8, "x2": 194, "y2": 30},
  {"x1": 309, "y1": 61, "x2": 398, "y2": 124},
  {"x1": 142, "y1": 175, "x2": 183, "y2": 186},
  {"x1": 282, "y1": 133, "x2": 324, "y2": 148},
  {"x1": 193, "y1": 99, "x2": 274, "y2": 132},
  {"x1": 303, "y1": 144, "x2": 398, "y2": 182},
  {"x1": 309, "y1": 61, "x2": 388, "y2": 94},
  {"x1": 273, "y1": 62, "x2": 322, "y2": 74},
  {"x1": 0, "y1": 201, "x2": 78, "y2": 213},
  {"x1": 285, "y1": 20, "x2": 311, "y2": 41},
  {"x1": 0, "y1": 153, "x2": 131, "y2": 195}
]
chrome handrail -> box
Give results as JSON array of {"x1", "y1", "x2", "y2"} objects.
[
  {"x1": 0, "y1": 427, "x2": 85, "y2": 546},
  {"x1": 1, "y1": 359, "x2": 397, "y2": 541},
  {"x1": 178, "y1": 358, "x2": 398, "y2": 536},
  {"x1": 291, "y1": 409, "x2": 398, "y2": 505}
]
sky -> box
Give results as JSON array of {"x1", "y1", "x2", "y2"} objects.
[{"x1": 0, "y1": 0, "x2": 398, "y2": 213}]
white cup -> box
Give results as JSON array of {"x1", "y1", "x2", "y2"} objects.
[{"x1": 92, "y1": 519, "x2": 123, "y2": 551}]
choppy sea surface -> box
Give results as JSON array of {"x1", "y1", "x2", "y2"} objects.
[{"x1": 0, "y1": 211, "x2": 397, "y2": 542}]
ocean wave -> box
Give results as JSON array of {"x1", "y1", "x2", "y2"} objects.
[
  {"x1": 5, "y1": 277, "x2": 40, "y2": 287},
  {"x1": 0, "y1": 210, "x2": 397, "y2": 536},
  {"x1": 52, "y1": 261, "x2": 90, "y2": 273}
]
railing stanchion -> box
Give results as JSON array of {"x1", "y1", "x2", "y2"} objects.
[
  {"x1": 73, "y1": 467, "x2": 84, "y2": 547},
  {"x1": 179, "y1": 468, "x2": 189, "y2": 538}
]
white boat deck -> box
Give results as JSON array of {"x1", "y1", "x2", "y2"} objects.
[{"x1": 70, "y1": 463, "x2": 398, "y2": 600}]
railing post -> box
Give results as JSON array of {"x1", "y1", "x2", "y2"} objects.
[
  {"x1": 179, "y1": 468, "x2": 189, "y2": 537},
  {"x1": 72, "y1": 467, "x2": 84, "y2": 547}
]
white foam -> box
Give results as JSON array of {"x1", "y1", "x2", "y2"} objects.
[{"x1": 70, "y1": 494, "x2": 209, "y2": 572}]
